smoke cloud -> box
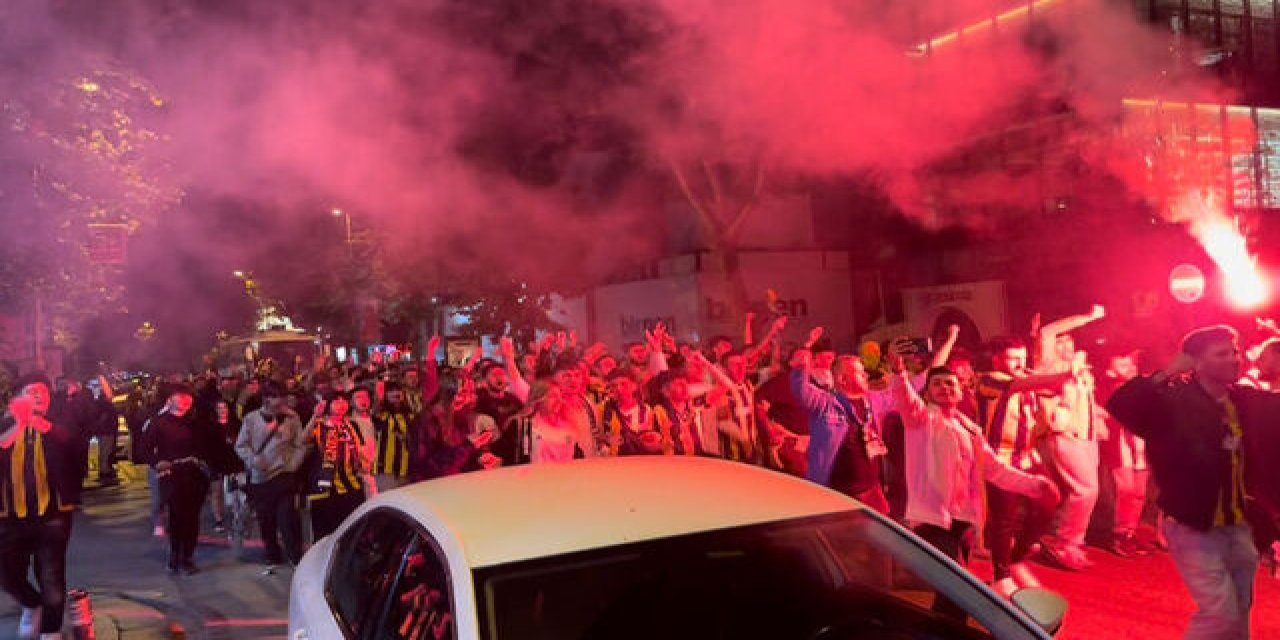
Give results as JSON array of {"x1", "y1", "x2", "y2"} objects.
[{"x1": 0, "y1": 0, "x2": 1231, "y2": 359}]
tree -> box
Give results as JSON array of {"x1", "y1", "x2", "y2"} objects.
[{"x1": 0, "y1": 62, "x2": 179, "y2": 354}]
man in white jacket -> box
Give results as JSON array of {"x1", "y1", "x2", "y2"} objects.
[{"x1": 887, "y1": 350, "x2": 1060, "y2": 616}]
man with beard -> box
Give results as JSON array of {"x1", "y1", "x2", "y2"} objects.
[
  {"x1": 1, "y1": 373, "x2": 82, "y2": 639},
  {"x1": 701, "y1": 350, "x2": 765, "y2": 465},
  {"x1": 650, "y1": 371, "x2": 705, "y2": 457},
  {"x1": 373, "y1": 382, "x2": 417, "y2": 491},
  {"x1": 1034, "y1": 306, "x2": 1107, "y2": 572},
  {"x1": 977, "y1": 336, "x2": 1072, "y2": 597},
  {"x1": 479, "y1": 337, "x2": 527, "y2": 439},
  {"x1": 235, "y1": 383, "x2": 308, "y2": 571},
  {"x1": 1108, "y1": 326, "x2": 1276, "y2": 639},
  {"x1": 790, "y1": 351, "x2": 890, "y2": 513}
]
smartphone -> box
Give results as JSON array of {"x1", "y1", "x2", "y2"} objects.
[{"x1": 896, "y1": 337, "x2": 933, "y2": 356}]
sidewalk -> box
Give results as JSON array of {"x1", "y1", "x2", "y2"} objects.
[{"x1": 0, "y1": 468, "x2": 290, "y2": 639}]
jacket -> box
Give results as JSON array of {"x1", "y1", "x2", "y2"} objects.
[
  {"x1": 234, "y1": 408, "x2": 310, "y2": 484},
  {"x1": 0, "y1": 413, "x2": 84, "y2": 516},
  {"x1": 892, "y1": 372, "x2": 1044, "y2": 530},
  {"x1": 791, "y1": 369, "x2": 876, "y2": 492},
  {"x1": 1106, "y1": 375, "x2": 1272, "y2": 532}
]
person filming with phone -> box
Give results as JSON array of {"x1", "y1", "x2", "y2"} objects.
[{"x1": 235, "y1": 382, "x2": 309, "y2": 572}]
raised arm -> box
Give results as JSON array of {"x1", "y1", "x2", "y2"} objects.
[
  {"x1": 422, "y1": 335, "x2": 441, "y2": 404},
  {"x1": 743, "y1": 311, "x2": 756, "y2": 348},
  {"x1": 930, "y1": 324, "x2": 961, "y2": 368},
  {"x1": 788, "y1": 349, "x2": 836, "y2": 414},
  {"x1": 1037, "y1": 305, "x2": 1105, "y2": 370},
  {"x1": 745, "y1": 316, "x2": 787, "y2": 363},
  {"x1": 1008, "y1": 371, "x2": 1072, "y2": 393},
  {"x1": 886, "y1": 350, "x2": 927, "y2": 425},
  {"x1": 645, "y1": 323, "x2": 671, "y2": 375},
  {"x1": 499, "y1": 336, "x2": 530, "y2": 403}
]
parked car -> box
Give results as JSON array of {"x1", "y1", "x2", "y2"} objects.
[{"x1": 289, "y1": 457, "x2": 1067, "y2": 640}]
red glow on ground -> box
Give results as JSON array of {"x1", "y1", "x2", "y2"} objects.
[{"x1": 1177, "y1": 193, "x2": 1270, "y2": 309}]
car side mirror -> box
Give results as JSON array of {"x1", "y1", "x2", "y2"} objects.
[{"x1": 1011, "y1": 587, "x2": 1067, "y2": 635}]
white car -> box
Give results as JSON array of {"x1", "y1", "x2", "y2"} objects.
[{"x1": 289, "y1": 457, "x2": 1066, "y2": 640}]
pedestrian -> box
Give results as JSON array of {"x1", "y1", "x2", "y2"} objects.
[
  {"x1": 976, "y1": 336, "x2": 1071, "y2": 596},
  {"x1": 1096, "y1": 349, "x2": 1153, "y2": 558},
  {"x1": 209, "y1": 399, "x2": 243, "y2": 533},
  {"x1": 235, "y1": 383, "x2": 308, "y2": 571},
  {"x1": 135, "y1": 383, "x2": 221, "y2": 575},
  {"x1": 888, "y1": 353, "x2": 1059, "y2": 620},
  {"x1": 0, "y1": 373, "x2": 83, "y2": 640},
  {"x1": 1108, "y1": 325, "x2": 1274, "y2": 639},
  {"x1": 306, "y1": 390, "x2": 373, "y2": 540},
  {"x1": 1034, "y1": 306, "x2": 1107, "y2": 572},
  {"x1": 599, "y1": 370, "x2": 659, "y2": 456},
  {"x1": 372, "y1": 382, "x2": 417, "y2": 492},
  {"x1": 789, "y1": 350, "x2": 890, "y2": 513},
  {"x1": 86, "y1": 375, "x2": 121, "y2": 486}
]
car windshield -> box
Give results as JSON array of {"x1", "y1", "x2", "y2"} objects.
[{"x1": 474, "y1": 510, "x2": 1042, "y2": 640}]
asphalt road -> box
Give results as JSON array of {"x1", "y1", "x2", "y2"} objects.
[
  {"x1": 0, "y1": 465, "x2": 290, "y2": 639},
  {"x1": 1, "y1": 466, "x2": 1277, "y2": 639}
]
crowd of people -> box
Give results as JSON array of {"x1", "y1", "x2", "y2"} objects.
[{"x1": 3, "y1": 307, "x2": 1280, "y2": 639}]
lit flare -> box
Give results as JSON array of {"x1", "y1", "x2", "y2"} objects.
[{"x1": 1177, "y1": 193, "x2": 1269, "y2": 309}]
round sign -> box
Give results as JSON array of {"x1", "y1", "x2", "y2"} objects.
[{"x1": 1169, "y1": 264, "x2": 1206, "y2": 304}]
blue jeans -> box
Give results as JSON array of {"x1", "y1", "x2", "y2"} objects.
[{"x1": 1164, "y1": 520, "x2": 1258, "y2": 640}]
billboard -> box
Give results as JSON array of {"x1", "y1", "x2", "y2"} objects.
[{"x1": 902, "y1": 280, "x2": 1009, "y2": 347}]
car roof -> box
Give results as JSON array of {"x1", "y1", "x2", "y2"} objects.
[{"x1": 377, "y1": 457, "x2": 861, "y2": 569}]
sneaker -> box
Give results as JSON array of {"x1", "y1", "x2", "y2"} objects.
[
  {"x1": 153, "y1": 525, "x2": 165, "y2": 537},
  {"x1": 18, "y1": 606, "x2": 40, "y2": 639},
  {"x1": 213, "y1": 520, "x2": 226, "y2": 533},
  {"x1": 1039, "y1": 544, "x2": 1089, "y2": 571},
  {"x1": 992, "y1": 577, "x2": 1018, "y2": 598},
  {"x1": 1009, "y1": 562, "x2": 1042, "y2": 588},
  {"x1": 182, "y1": 561, "x2": 200, "y2": 576}
]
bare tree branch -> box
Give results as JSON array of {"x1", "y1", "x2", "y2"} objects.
[
  {"x1": 668, "y1": 158, "x2": 722, "y2": 243},
  {"x1": 724, "y1": 161, "x2": 765, "y2": 242}
]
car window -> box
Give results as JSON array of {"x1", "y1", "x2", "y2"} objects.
[
  {"x1": 379, "y1": 535, "x2": 457, "y2": 640},
  {"x1": 475, "y1": 512, "x2": 1038, "y2": 640},
  {"x1": 327, "y1": 510, "x2": 416, "y2": 639}
]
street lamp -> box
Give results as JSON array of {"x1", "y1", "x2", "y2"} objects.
[{"x1": 332, "y1": 207, "x2": 353, "y2": 257}]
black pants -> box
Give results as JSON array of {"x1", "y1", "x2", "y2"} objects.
[
  {"x1": 97, "y1": 431, "x2": 118, "y2": 481},
  {"x1": 913, "y1": 521, "x2": 976, "y2": 621},
  {"x1": 310, "y1": 491, "x2": 364, "y2": 541},
  {"x1": 0, "y1": 513, "x2": 73, "y2": 634},
  {"x1": 986, "y1": 482, "x2": 1054, "y2": 580},
  {"x1": 160, "y1": 466, "x2": 209, "y2": 565},
  {"x1": 250, "y1": 474, "x2": 303, "y2": 565}
]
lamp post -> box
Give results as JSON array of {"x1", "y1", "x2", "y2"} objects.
[{"x1": 332, "y1": 208, "x2": 353, "y2": 258}]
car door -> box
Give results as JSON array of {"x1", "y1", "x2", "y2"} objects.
[{"x1": 325, "y1": 507, "x2": 459, "y2": 640}]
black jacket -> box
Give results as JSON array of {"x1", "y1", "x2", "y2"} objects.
[
  {"x1": 1107, "y1": 375, "x2": 1273, "y2": 532},
  {"x1": 0, "y1": 412, "x2": 84, "y2": 515},
  {"x1": 136, "y1": 411, "x2": 240, "y2": 475}
]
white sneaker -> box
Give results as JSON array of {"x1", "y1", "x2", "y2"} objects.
[
  {"x1": 993, "y1": 577, "x2": 1018, "y2": 599},
  {"x1": 153, "y1": 525, "x2": 165, "y2": 537},
  {"x1": 40, "y1": 633, "x2": 62, "y2": 640},
  {"x1": 1010, "y1": 562, "x2": 1042, "y2": 588},
  {"x1": 18, "y1": 606, "x2": 40, "y2": 639}
]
